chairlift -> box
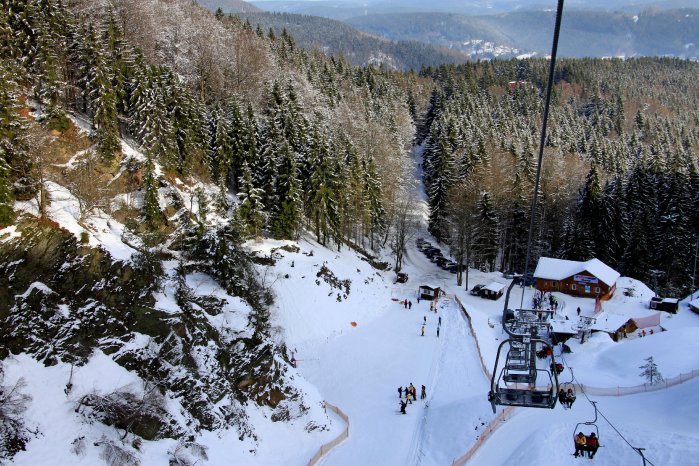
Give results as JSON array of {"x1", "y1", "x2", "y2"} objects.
[
  {"x1": 489, "y1": 281, "x2": 560, "y2": 412},
  {"x1": 561, "y1": 366, "x2": 576, "y2": 397},
  {"x1": 487, "y1": 0, "x2": 565, "y2": 414},
  {"x1": 574, "y1": 401, "x2": 601, "y2": 458}
]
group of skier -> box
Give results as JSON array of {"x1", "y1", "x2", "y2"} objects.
[
  {"x1": 398, "y1": 383, "x2": 427, "y2": 414},
  {"x1": 574, "y1": 431, "x2": 599, "y2": 458},
  {"x1": 558, "y1": 388, "x2": 576, "y2": 408},
  {"x1": 532, "y1": 290, "x2": 559, "y2": 311},
  {"x1": 421, "y1": 314, "x2": 442, "y2": 337}
]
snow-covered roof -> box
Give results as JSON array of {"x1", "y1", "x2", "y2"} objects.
[
  {"x1": 689, "y1": 298, "x2": 699, "y2": 310},
  {"x1": 661, "y1": 298, "x2": 679, "y2": 304},
  {"x1": 420, "y1": 284, "x2": 440, "y2": 290},
  {"x1": 483, "y1": 282, "x2": 505, "y2": 293},
  {"x1": 590, "y1": 313, "x2": 629, "y2": 332},
  {"x1": 549, "y1": 318, "x2": 579, "y2": 334},
  {"x1": 533, "y1": 257, "x2": 620, "y2": 286}
]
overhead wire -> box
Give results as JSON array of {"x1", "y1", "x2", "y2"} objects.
[
  {"x1": 519, "y1": 0, "x2": 565, "y2": 309},
  {"x1": 560, "y1": 354, "x2": 657, "y2": 466}
]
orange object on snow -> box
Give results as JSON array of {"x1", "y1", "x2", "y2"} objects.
[{"x1": 351, "y1": 321, "x2": 358, "y2": 327}]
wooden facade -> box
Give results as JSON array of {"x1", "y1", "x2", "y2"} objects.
[
  {"x1": 418, "y1": 285, "x2": 442, "y2": 301},
  {"x1": 535, "y1": 271, "x2": 616, "y2": 300}
]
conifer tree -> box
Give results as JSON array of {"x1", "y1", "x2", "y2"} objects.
[
  {"x1": 142, "y1": 159, "x2": 163, "y2": 227},
  {"x1": 639, "y1": 356, "x2": 664, "y2": 385},
  {"x1": 91, "y1": 49, "x2": 120, "y2": 162},
  {"x1": 237, "y1": 160, "x2": 266, "y2": 238},
  {"x1": 475, "y1": 191, "x2": 499, "y2": 271},
  {"x1": 270, "y1": 141, "x2": 301, "y2": 239},
  {"x1": 363, "y1": 155, "x2": 386, "y2": 249},
  {"x1": 427, "y1": 137, "x2": 456, "y2": 240},
  {"x1": 0, "y1": 62, "x2": 27, "y2": 220},
  {"x1": 307, "y1": 130, "x2": 339, "y2": 246}
]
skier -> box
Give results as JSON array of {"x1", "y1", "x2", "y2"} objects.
[
  {"x1": 421, "y1": 325, "x2": 425, "y2": 336},
  {"x1": 574, "y1": 432, "x2": 587, "y2": 457},
  {"x1": 438, "y1": 316, "x2": 442, "y2": 326},
  {"x1": 421, "y1": 385, "x2": 426, "y2": 399},
  {"x1": 437, "y1": 326, "x2": 440, "y2": 338},
  {"x1": 406, "y1": 390, "x2": 412, "y2": 404},
  {"x1": 400, "y1": 399, "x2": 407, "y2": 414},
  {"x1": 417, "y1": 296, "x2": 420, "y2": 304},
  {"x1": 586, "y1": 432, "x2": 599, "y2": 458},
  {"x1": 409, "y1": 300, "x2": 412, "y2": 309},
  {"x1": 423, "y1": 315, "x2": 427, "y2": 323},
  {"x1": 566, "y1": 388, "x2": 576, "y2": 408},
  {"x1": 398, "y1": 386, "x2": 402, "y2": 398},
  {"x1": 404, "y1": 300, "x2": 408, "y2": 309},
  {"x1": 577, "y1": 307, "x2": 581, "y2": 316},
  {"x1": 558, "y1": 389, "x2": 567, "y2": 407},
  {"x1": 412, "y1": 386, "x2": 417, "y2": 400}
]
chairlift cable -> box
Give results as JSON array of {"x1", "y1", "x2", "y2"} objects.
[
  {"x1": 561, "y1": 354, "x2": 657, "y2": 466},
  {"x1": 519, "y1": 0, "x2": 565, "y2": 309}
]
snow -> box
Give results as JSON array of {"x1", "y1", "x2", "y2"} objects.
[
  {"x1": 534, "y1": 257, "x2": 620, "y2": 287},
  {"x1": 5, "y1": 134, "x2": 699, "y2": 466},
  {"x1": 15, "y1": 181, "x2": 138, "y2": 262},
  {"x1": 6, "y1": 222, "x2": 699, "y2": 466},
  {"x1": 0, "y1": 224, "x2": 22, "y2": 243},
  {"x1": 18, "y1": 281, "x2": 55, "y2": 298},
  {"x1": 483, "y1": 281, "x2": 506, "y2": 292}
]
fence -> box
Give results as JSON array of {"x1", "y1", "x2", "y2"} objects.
[
  {"x1": 570, "y1": 369, "x2": 699, "y2": 397},
  {"x1": 451, "y1": 294, "x2": 699, "y2": 465},
  {"x1": 451, "y1": 406, "x2": 514, "y2": 466},
  {"x1": 307, "y1": 401, "x2": 349, "y2": 466},
  {"x1": 454, "y1": 295, "x2": 492, "y2": 381}
]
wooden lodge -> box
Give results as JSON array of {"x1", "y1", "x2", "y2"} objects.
[
  {"x1": 480, "y1": 281, "x2": 505, "y2": 300},
  {"x1": 533, "y1": 257, "x2": 620, "y2": 301},
  {"x1": 418, "y1": 284, "x2": 442, "y2": 301},
  {"x1": 649, "y1": 297, "x2": 679, "y2": 314}
]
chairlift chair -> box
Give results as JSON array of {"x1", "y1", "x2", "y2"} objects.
[
  {"x1": 489, "y1": 280, "x2": 561, "y2": 413},
  {"x1": 574, "y1": 401, "x2": 601, "y2": 458},
  {"x1": 561, "y1": 366, "x2": 576, "y2": 399}
]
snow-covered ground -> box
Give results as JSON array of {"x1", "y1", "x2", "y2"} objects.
[{"x1": 4, "y1": 138, "x2": 699, "y2": 465}]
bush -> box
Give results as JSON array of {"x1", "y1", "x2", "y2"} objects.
[
  {"x1": 75, "y1": 383, "x2": 178, "y2": 441},
  {"x1": 0, "y1": 376, "x2": 32, "y2": 461}
]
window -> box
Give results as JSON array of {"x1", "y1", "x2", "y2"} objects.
[
  {"x1": 596, "y1": 287, "x2": 600, "y2": 294},
  {"x1": 552, "y1": 281, "x2": 558, "y2": 289},
  {"x1": 571, "y1": 284, "x2": 577, "y2": 291}
]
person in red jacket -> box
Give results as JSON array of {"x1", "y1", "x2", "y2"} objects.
[{"x1": 586, "y1": 432, "x2": 599, "y2": 458}]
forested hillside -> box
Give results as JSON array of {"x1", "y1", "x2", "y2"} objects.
[
  {"x1": 418, "y1": 58, "x2": 699, "y2": 296},
  {"x1": 0, "y1": 0, "x2": 423, "y2": 460},
  {"x1": 236, "y1": 12, "x2": 469, "y2": 70},
  {"x1": 1, "y1": 0, "x2": 699, "y2": 462},
  {"x1": 345, "y1": 8, "x2": 699, "y2": 59}
]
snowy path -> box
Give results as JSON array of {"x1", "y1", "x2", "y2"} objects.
[{"x1": 298, "y1": 290, "x2": 492, "y2": 466}]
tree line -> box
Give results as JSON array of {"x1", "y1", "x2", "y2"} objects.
[
  {"x1": 419, "y1": 58, "x2": 699, "y2": 296},
  {"x1": 0, "y1": 0, "x2": 417, "y2": 254}
]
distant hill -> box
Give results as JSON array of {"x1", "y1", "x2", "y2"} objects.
[
  {"x1": 197, "y1": 0, "x2": 262, "y2": 13},
  {"x1": 345, "y1": 8, "x2": 699, "y2": 59},
  {"x1": 251, "y1": 0, "x2": 698, "y2": 19},
  {"x1": 238, "y1": 12, "x2": 469, "y2": 70}
]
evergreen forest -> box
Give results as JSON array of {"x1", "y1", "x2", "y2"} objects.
[{"x1": 1, "y1": 0, "x2": 698, "y2": 302}]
